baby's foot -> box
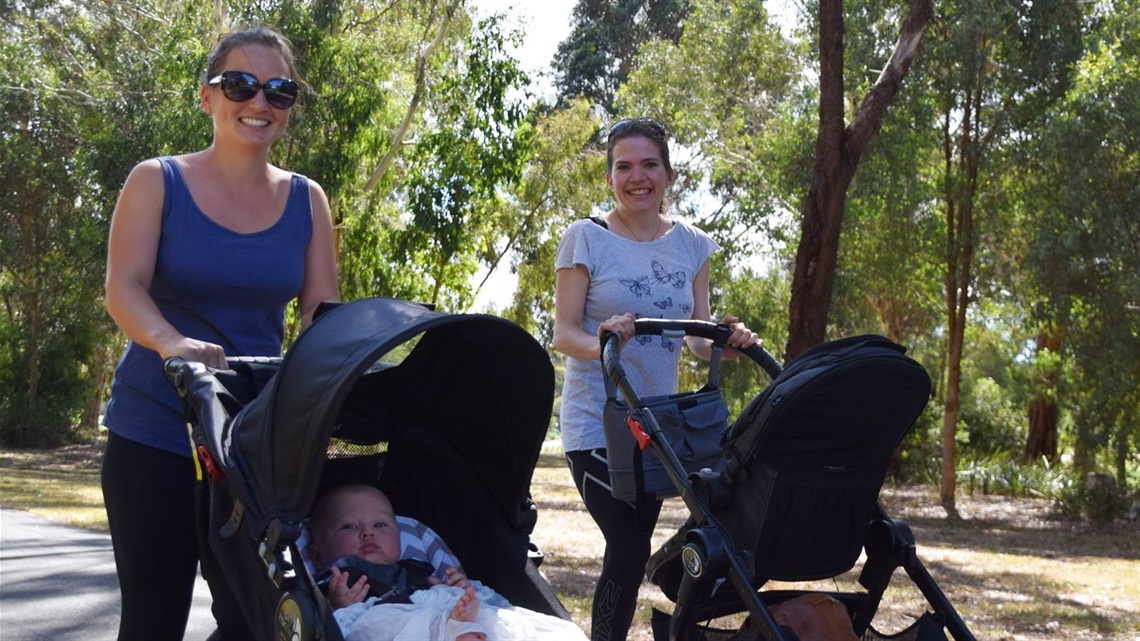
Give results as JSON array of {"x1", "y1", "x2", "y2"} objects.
[
  {"x1": 451, "y1": 586, "x2": 486, "y2": 640},
  {"x1": 450, "y1": 586, "x2": 480, "y2": 623}
]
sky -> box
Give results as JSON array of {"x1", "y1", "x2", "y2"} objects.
[{"x1": 470, "y1": 0, "x2": 576, "y2": 96}]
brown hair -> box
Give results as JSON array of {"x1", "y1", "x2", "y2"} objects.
[
  {"x1": 201, "y1": 26, "x2": 303, "y2": 90},
  {"x1": 605, "y1": 117, "x2": 674, "y2": 177}
]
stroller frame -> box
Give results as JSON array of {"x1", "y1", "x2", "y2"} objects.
[{"x1": 601, "y1": 320, "x2": 976, "y2": 641}]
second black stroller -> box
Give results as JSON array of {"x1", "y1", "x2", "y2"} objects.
[
  {"x1": 167, "y1": 297, "x2": 570, "y2": 640},
  {"x1": 602, "y1": 320, "x2": 976, "y2": 641}
]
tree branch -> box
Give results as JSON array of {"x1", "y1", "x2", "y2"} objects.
[
  {"x1": 363, "y1": 0, "x2": 463, "y2": 192},
  {"x1": 846, "y1": 0, "x2": 934, "y2": 157}
]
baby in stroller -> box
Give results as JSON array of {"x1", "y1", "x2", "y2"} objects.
[{"x1": 308, "y1": 483, "x2": 587, "y2": 641}]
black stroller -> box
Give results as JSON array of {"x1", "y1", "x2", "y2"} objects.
[
  {"x1": 166, "y1": 297, "x2": 570, "y2": 641},
  {"x1": 601, "y1": 319, "x2": 976, "y2": 641}
]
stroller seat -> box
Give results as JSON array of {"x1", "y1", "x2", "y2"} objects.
[{"x1": 652, "y1": 335, "x2": 932, "y2": 592}]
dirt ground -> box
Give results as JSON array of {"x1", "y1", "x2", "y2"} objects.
[{"x1": 5, "y1": 440, "x2": 1138, "y2": 640}]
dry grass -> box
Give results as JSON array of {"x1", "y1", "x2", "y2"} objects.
[
  {"x1": 0, "y1": 441, "x2": 107, "y2": 529},
  {"x1": 3, "y1": 440, "x2": 1138, "y2": 640}
]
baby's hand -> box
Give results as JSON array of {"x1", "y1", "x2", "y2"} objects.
[
  {"x1": 428, "y1": 566, "x2": 471, "y2": 589},
  {"x1": 327, "y1": 566, "x2": 369, "y2": 609}
]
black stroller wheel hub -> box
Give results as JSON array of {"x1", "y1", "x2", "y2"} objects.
[{"x1": 681, "y1": 545, "x2": 703, "y2": 578}]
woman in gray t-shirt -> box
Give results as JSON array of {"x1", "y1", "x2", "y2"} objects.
[{"x1": 552, "y1": 117, "x2": 760, "y2": 640}]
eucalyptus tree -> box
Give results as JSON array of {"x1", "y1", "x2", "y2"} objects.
[
  {"x1": 912, "y1": 0, "x2": 1086, "y2": 510},
  {"x1": 500, "y1": 99, "x2": 611, "y2": 343},
  {"x1": 618, "y1": 0, "x2": 804, "y2": 263},
  {"x1": 361, "y1": 11, "x2": 533, "y2": 311},
  {"x1": 781, "y1": 0, "x2": 934, "y2": 361},
  {"x1": 1022, "y1": 0, "x2": 1139, "y2": 481},
  {"x1": 813, "y1": 0, "x2": 943, "y2": 354},
  {"x1": 1, "y1": 0, "x2": 211, "y2": 446},
  {"x1": 553, "y1": 0, "x2": 689, "y2": 114}
]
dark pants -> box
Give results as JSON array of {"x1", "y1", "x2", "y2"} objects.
[
  {"x1": 566, "y1": 448, "x2": 663, "y2": 641},
  {"x1": 101, "y1": 431, "x2": 252, "y2": 641}
]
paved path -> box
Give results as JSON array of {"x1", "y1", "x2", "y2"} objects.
[{"x1": 0, "y1": 508, "x2": 216, "y2": 640}]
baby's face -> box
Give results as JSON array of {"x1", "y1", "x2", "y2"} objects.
[{"x1": 313, "y1": 487, "x2": 401, "y2": 567}]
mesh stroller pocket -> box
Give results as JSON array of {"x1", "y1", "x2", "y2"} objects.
[{"x1": 863, "y1": 612, "x2": 949, "y2": 640}]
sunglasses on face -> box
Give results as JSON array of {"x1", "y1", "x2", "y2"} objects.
[{"x1": 208, "y1": 70, "x2": 299, "y2": 110}]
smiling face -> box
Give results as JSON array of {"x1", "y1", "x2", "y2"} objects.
[
  {"x1": 201, "y1": 44, "x2": 293, "y2": 149},
  {"x1": 309, "y1": 484, "x2": 402, "y2": 568},
  {"x1": 605, "y1": 134, "x2": 675, "y2": 217}
]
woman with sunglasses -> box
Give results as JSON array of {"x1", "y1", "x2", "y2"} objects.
[
  {"x1": 101, "y1": 26, "x2": 338, "y2": 641},
  {"x1": 552, "y1": 117, "x2": 760, "y2": 640}
]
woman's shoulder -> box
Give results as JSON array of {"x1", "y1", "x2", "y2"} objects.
[
  {"x1": 665, "y1": 218, "x2": 720, "y2": 257},
  {"x1": 119, "y1": 157, "x2": 169, "y2": 193},
  {"x1": 127, "y1": 156, "x2": 168, "y2": 174},
  {"x1": 667, "y1": 218, "x2": 706, "y2": 237},
  {"x1": 560, "y1": 217, "x2": 608, "y2": 243},
  {"x1": 570, "y1": 216, "x2": 606, "y2": 231}
]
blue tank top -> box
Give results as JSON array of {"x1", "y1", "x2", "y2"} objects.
[{"x1": 103, "y1": 157, "x2": 312, "y2": 455}]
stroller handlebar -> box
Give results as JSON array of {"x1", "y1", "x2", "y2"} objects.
[
  {"x1": 164, "y1": 357, "x2": 207, "y2": 397},
  {"x1": 164, "y1": 356, "x2": 280, "y2": 397},
  {"x1": 600, "y1": 319, "x2": 782, "y2": 407}
]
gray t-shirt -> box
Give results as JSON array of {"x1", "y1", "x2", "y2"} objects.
[{"x1": 554, "y1": 218, "x2": 719, "y2": 452}]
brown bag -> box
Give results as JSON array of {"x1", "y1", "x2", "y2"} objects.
[
  {"x1": 772, "y1": 594, "x2": 859, "y2": 641},
  {"x1": 730, "y1": 594, "x2": 859, "y2": 641}
]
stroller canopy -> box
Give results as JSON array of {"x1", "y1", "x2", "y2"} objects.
[{"x1": 222, "y1": 297, "x2": 555, "y2": 539}]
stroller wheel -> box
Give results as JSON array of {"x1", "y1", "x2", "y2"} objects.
[{"x1": 274, "y1": 593, "x2": 311, "y2": 641}]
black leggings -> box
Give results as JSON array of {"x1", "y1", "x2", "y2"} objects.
[
  {"x1": 566, "y1": 448, "x2": 663, "y2": 641},
  {"x1": 101, "y1": 431, "x2": 252, "y2": 641},
  {"x1": 102, "y1": 431, "x2": 200, "y2": 641}
]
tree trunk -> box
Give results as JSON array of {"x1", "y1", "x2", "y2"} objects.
[
  {"x1": 1025, "y1": 328, "x2": 1063, "y2": 463},
  {"x1": 938, "y1": 92, "x2": 980, "y2": 516},
  {"x1": 81, "y1": 341, "x2": 114, "y2": 432},
  {"x1": 21, "y1": 278, "x2": 42, "y2": 445},
  {"x1": 941, "y1": 297, "x2": 965, "y2": 518},
  {"x1": 1025, "y1": 397, "x2": 1059, "y2": 461},
  {"x1": 785, "y1": 0, "x2": 934, "y2": 361}
]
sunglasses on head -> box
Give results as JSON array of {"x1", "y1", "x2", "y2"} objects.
[
  {"x1": 208, "y1": 70, "x2": 299, "y2": 110},
  {"x1": 608, "y1": 117, "x2": 668, "y2": 138}
]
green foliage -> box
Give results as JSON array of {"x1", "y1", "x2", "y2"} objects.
[
  {"x1": 958, "y1": 377, "x2": 1026, "y2": 456},
  {"x1": 504, "y1": 99, "x2": 610, "y2": 342},
  {"x1": 333, "y1": 9, "x2": 537, "y2": 312},
  {"x1": 0, "y1": 0, "x2": 152, "y2": 446},
  {"x1": 958, "y1": 452, "x2": 1053, "y2": 497},
  {"x1": 1019, "y1": 0, "x2": 1140, "y2": 477},
  {"x1": 1045, "y1": 470, "x2": 1135, "y2": 525},
  {"x1": 618, "y1": 0, "x2": 805, "y2": 260},
  {"x1": 893, "y1": 401, "x2": 945, "y2": 485},
  {"x1": 553, "y1": 0, "x2": 689, "y2": 113},
  {"x1": 699, "y1": 266, "x2": 790, "y2": 415}
]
